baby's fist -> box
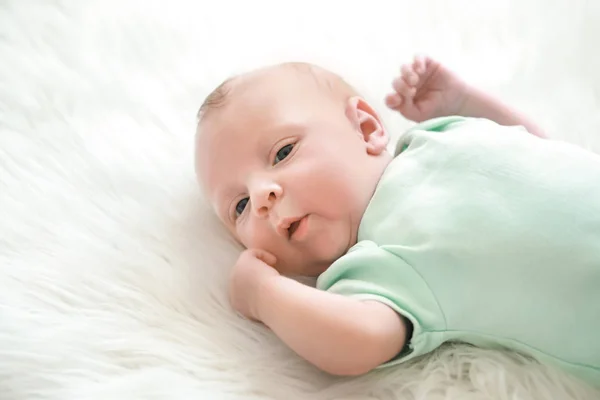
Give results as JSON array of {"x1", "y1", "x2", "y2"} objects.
[
  {"x1": 229, "y1": 249, "x2": 280, "y2": 322},
  {"x1": 385, "y1": 55, "x2": 468, "y2": 122}
]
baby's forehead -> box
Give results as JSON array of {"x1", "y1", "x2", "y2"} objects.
[
  {"x1": 198, "y1": 62, "x2": 356, "y2": 122},
  {"x1": 197, "y1": 66, "x2": 337, "y2": 146},
  {"x1": 195, "y1": 63, "x2": 358, "y2": 195}
]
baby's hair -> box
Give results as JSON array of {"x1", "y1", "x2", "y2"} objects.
[
  {"x1": 196, "y1": 62, "x2": 359, "y2": 125},
  {"x1": 196, "y1": 78, "x2": 234, "y2": 122}
]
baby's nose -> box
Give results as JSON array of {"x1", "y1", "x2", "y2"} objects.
[
  {"x1": 255, "y1": 191, "x2": 277, "y2": 217},
  {"x1": 250, "y1": 180, "x2": 282, "y2": 218}
]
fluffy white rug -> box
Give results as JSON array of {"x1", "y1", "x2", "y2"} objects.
[{"x1": 1, "y1": 0, "x2": 599, "y2": 398}]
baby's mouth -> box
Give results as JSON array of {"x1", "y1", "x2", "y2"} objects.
[
  {"x1": 288, "y1": 220, "x2": 301, "y2": 237},
  {"x1": 278, "y1": 215, "x2": 308, "y2": 240},
  {"x1": 286, "y1": 215, "x2": 310, "y2": 241}
]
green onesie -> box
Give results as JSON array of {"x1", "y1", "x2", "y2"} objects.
[{"x1": 316, "y1": 116, "x2": 600, "y2": 386}]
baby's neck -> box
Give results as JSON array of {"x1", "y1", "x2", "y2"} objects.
[{"x1": 346, "y1": 153, "x2": 394, "y2": 251}]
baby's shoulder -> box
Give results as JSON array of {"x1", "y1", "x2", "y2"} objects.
[{"x1": 395, "y1": 116, "x2": 529, "y2": 157}]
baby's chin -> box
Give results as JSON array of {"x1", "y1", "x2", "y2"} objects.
[{"x1": 277, "y1": 259, "x2": 330, "y2": 278}]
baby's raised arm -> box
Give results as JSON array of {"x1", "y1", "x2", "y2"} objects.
[{"x1": 386, "y1": 55, "x2": 546, "y2": 138}]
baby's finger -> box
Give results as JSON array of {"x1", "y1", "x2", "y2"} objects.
[
  {"x1": 393, "y1": 76, "x2": 417, "y2": 98},
  {"x1": 385, "y1": 93, "x2": 403, "y2": 108},
  {"x1": 413, "y1": 54, "x2": 427, "y2": 74},
  {"x1": 401, "y1": 64, "x2": 419, "y2": 86}
]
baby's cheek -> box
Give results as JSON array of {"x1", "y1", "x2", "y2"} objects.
[
  {"x1": 232, "y1": 219, "x2": 254, "y2": 249},
  {"x1": 239, "y1": 219, "x2": 279, "y2": 253}
]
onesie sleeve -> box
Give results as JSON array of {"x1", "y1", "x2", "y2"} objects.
[{"x1": 316, "y1": 240, "x2": 446, "y2": 367}]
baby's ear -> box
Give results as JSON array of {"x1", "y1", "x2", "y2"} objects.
[{"x1": 346, "y1": 96, "x2": 389, "y2": 155}]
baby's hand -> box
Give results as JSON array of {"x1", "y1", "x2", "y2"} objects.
[
  {"x1": 229, "y1": 249, "x2": 280, "y2": 322},
  {"x1": 385, "y1": 55, "x2": 469, "y2": 122}
]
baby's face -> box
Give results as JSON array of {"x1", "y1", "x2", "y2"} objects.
[{"x1": 197, "y1": 69, "x2": 390, "y2": 276}]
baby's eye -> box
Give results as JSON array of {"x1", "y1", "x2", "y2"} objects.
[
  {"x1": 274, "y1": 144, "x2": 294, "y2": 165},
  {"x1": 235, "y1": 197, "x2": 249, "y2": 217}
]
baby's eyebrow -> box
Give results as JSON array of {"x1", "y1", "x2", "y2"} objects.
[
  {"x1": 270, "y1": 122, "x2": 306, "y2": 136},
  {"x1": 256, "y1": 123, "x2": 305, "y2": 153}
]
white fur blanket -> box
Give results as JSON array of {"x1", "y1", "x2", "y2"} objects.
[{"x1": 1, "y1": 0, "x2": 599, "y2": 398}]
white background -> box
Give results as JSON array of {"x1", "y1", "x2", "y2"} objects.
[{"x1": 1, "y1": 0, "x2": 599, "y2": 398}]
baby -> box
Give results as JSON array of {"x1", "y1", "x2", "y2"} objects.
[{"x1": 195, "y1": 56, "x2": 600, "y2": 387}]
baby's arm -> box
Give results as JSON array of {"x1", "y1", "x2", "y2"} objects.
[
  {"x1": 229, "y1": 249, "x2": 407, "y2": 376},
  {"x1": 386, "y1": 55, "x2": 546, "y2": 138},
  {"x1": 257, "y1": 276, "x2": 407, "y2": 376},
  {"x1": 455, "y1": 86, "x2": 546, "y2": 138}
]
